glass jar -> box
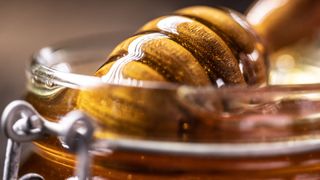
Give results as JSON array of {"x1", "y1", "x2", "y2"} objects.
[{"x1": 14, "y1": 30, "x2": 320, "y2": 179}]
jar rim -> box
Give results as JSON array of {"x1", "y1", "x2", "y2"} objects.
[
  {"x1": 30, "y1": 44, "x2": 320, "y2": 91},
  {"x1": 93, "y1": 134, "x2": 320, "y2": 158}
]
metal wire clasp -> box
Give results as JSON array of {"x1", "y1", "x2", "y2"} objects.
[{"x1": 1, "y1": 100, "x2": 94, "y2": 180}]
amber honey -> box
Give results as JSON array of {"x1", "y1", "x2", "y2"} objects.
[{"x1": 21, "y1": 44, "x2": 320, "y2": 179}]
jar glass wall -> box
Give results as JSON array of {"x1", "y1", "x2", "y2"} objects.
[{"x1": 20, "y1": 31, "x2": 320, "y2": 179}]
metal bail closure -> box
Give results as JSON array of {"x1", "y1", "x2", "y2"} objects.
[{"x1": 1, "y1": 100, "x2": 95, "y2": 180}]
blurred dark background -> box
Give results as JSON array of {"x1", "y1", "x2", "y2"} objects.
[{"x1": 0, "y1": 0, "x2": 253, "y2": 177}]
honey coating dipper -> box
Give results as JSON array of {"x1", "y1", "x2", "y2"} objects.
[{"x1": 96, "y1": 6, "x2": 268, "y2": 87}]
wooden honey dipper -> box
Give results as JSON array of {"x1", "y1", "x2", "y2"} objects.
[
  {"x1": 95, "y1": 0, "x2": 320, "y2": 87},
  {"x1": 96, "y1": 6, "x2": 266, "y2": 87}
]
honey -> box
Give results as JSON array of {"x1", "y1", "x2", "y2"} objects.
[
  {"x1": 22, "y1": 39, "x2": 320, "y2": 180},
  {"x1": 22, "y1": 55, "x2": 320, "y2": 179}
]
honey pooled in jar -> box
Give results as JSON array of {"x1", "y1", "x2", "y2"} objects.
[{"x1": 77, "y1": 6, "x2": 268, "y2": 140}]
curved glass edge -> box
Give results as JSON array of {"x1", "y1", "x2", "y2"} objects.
[
  {"x1": 93, "y1": 134, "x2": 320, "y2": 157},
  {"x1": 30, "y1": 45, "x2": 320, "y2": 92}
]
